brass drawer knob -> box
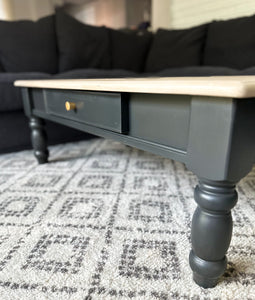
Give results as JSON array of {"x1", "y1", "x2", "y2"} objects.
[{"x1": 65, "y1": 101, "x2": 76, "y2": 111}]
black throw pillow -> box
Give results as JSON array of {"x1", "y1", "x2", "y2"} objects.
[
  {"x1": 109, "y1": 29, "x2": 152, "y2": 72},
  {"x1": 203, "y1": 15, "x2": 255, "y2": 69},
  {"x1": 145, "y1": 24, "x2": 207, "y2": 72},
  {"x1": 0, "y1": 15, "x2": 57, "y2": 74},
  {"x1": 56, "y1": 11, "x2": 111, "y2": 72}
]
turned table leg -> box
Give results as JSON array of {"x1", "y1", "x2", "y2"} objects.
[
  {"x1": 189, "y1": 179, "x2": 238, "y2": 288},
  {"x1": 29, "y1": 117, "x2": 49, "y2": 164}
]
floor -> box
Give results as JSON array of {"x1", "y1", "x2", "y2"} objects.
[{"x1": 0, "y1": 138, "x2": 254, "y2": 299}]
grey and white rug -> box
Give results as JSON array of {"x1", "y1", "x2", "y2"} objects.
[{"x1": 0, "y1": 138, "x2": 254, "y2": 300}]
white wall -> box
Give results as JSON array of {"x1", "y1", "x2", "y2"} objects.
[
  {"x1": 0, "y1": 0, "x2": 54, "y2": 20},
  {"x1": 152, "y1": 0, "x2": 255, "y2": 30},
  {"x1": 65, "y1": 2, "x2": 97, "y2": 25},
  {"x1": 95, "y1": 0, "x2": 126, "y2": 28},
  {"x1": 170, "y1": 0, "x2": 255, "y2": 29},
  {"x1": 151, "y1": 0, "x2": 171, "y2": 30},
  {"x1": 0, "y1": 0, "x2": 9, "y2": 19},
  {"x1": 0, "y1": 0, "x2": 148, "y2": 28},
  {"x1": 66, "y1": 0, "x2": 126, "y2": 28},
  {"x1": 0, "y1": 0, "x2": 16, "y2": 20}
]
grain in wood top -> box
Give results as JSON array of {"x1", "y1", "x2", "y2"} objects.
[{"x1": 14, "y1": 76, "x2": 255, "y2": 98}]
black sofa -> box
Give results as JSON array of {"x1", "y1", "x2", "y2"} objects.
[{"x1": 1, "y1": 11, "x2": 255, "y2": 153}]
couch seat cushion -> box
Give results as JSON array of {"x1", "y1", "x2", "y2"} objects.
[
  {"x1": 145, "y1": 24, "x2": 207, "y2": 72},
  {"x1": 203, "y1": 15, "x2": 255, "y2": 69},
  {"x1": 54, "y1": 68, "x2": 138, "y2": 79},
  {"x1": 148, "y1": 66, "x2": 240, "y2": 77},
  {"x1": 56, "y1": 11, "x2": 111, "y2": 72},
  {"x1": 0, "y1": 15, "x2": 57, "y2": 74},
  {"x1": 240, "y1": 67, "x2": 255, "y2": 75},
  {"x1": 0, "y1": 72, "x2": 51, "y2": 112}
]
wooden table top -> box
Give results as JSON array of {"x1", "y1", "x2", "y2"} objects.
[{"x1": 14, "y1": 76, "x2": 255, "y2": 98}]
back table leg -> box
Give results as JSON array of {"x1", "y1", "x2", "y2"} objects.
[
  {"x1": 29, "y1": 117, "x2": 49, "y2": 164},
  {"x1": 189, "y1": 179, "x2": 238, "y2": 288}
]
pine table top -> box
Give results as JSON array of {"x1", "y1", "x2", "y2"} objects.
[{"x1": 15, "y1": 76, "x2": 255, "y2": 98}]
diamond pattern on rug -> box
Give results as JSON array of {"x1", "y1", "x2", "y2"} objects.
[
  {"x1": 0, "y1": 195, "x2": 39, "y2": 217},
  {"x1": 128, "y1": 198, "x2": 173, "y2": 223},
  {"x1": 0, "y1": 138, "x2": 254, "y2": 300},
  {"x1": 46, "y1": 193, "x2": 115, "y2": 228},
  {"x1": 22, "y1": 233, "x2": 90, "y2": 274},
  {"x1": 0, "y1": 191, "x2": 53, "y2": 225},
  {"x1": 58, "y1": 197, "x2": 104, "y2": 220},
  {"x1": 119, "y1": 239, "x2": 180, "y2": 280}
]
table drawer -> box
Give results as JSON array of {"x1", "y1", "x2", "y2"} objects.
[{"x1": 44, "y1": 89, "x2": 128, "y2": 133}]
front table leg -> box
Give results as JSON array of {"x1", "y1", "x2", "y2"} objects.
[
  {"x1": 189, "y1": 179, "x2": 238, "y2": 288},
  {"x1": 29, "y1": 117, "x2": 49, "y2": 164}
]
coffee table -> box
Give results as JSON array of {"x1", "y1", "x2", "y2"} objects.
[{"x1": 15, "y1": 76, "x2": 255, "y2": 288}]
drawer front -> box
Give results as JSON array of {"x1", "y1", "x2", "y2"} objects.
[{"x1": 44, "y1": 89, "x2": 127, "y2": 133}]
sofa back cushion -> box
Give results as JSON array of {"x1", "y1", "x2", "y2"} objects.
[
  {"x1": 56, "y1": 11, "x2": 111, "y2": 72},
  {"x1": 0, "y1": 15, "x2": 57, "y2": 74},
  {"x1": 145, "y1": 24, "x2": 207, "y2": 72},
  {"x1": 109, "y1": 29, "x2": 152, "y2": 72},
  {"x1": 203, "y1": 15, "x2": 255, "y2": 69},
  {"x1": 0, "y1": 72, "x2": 52, "y2": 112},
  {"x1": 0, "y1": 63, "x2": 4, "y2": 72}
]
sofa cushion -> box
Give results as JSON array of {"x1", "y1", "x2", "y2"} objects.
[
  {"x1": 0, "y1": 15, "x2": 57, "y2": 74},
  {"x1": 0, "y1": 62, "x2": 4, "y2": 72},
  {"x1": 145, "y1": 24, "x2": 207, "y2": 72},
  {"x1": 240, "y1": 66, "x2": 255, "y2": 75},
  {"x1": 56, "y1": 11, "x2": 111, "y2": 72},
  {"x1": 203, "y1": 15, "x2": 255, "y2": 69},
  {"x1": 149, "y1": 66, "x2": 240, "y2": 77},
  {"x1": 54, "y1": 68, "x2": 138, "y2": 79},
  {"x1": 0, "y1": 72, "x2": 52, "y2": 112},
  {"x1": 0, "y1": 110, "x2": 94, "y2": 154},
  {"x1": 109, "y1": 29, "x2": 152, "y2": 72},
  {"x1": 2, "y1": 69, "x2": 136, "y2": 113}
]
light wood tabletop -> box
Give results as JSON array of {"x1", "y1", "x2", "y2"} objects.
[{"x1": 14, "y1": 76, "x2": 255, "y2": 98}]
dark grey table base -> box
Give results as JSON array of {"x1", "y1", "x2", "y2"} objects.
[{"x1": 22, "y1": 87, "x2": 255, "y2": 288}]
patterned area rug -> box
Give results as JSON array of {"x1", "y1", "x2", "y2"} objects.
[{"x1": 0, "y1": 138, "x2": 254, "y2": 300}]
